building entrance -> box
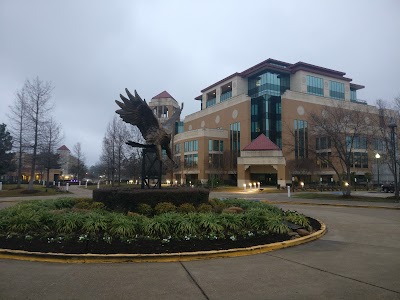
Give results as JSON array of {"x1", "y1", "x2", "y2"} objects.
[{"x1": 251, "y1": 173, "x2": 277, "y2": 186}]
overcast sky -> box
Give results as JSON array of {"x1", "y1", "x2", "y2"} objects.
[{"x1": 1, "y1": 0, "x2": 399, "y2": 166}]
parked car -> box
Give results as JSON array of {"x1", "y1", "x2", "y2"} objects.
[{"x1": 381, "y1": 183, "x2": 394, "y2": 193}]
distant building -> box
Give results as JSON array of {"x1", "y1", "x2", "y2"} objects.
[{"x1": 172, "y1": 58, "x2": 391, "y2": 187}]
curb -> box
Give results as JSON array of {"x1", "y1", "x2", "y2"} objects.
[
  {"x1": 262, "y1": 200, "x2": 400, "y2": 210},
  {"x1": 0, "y1": 221, "x2": 326, "y2": 264}
]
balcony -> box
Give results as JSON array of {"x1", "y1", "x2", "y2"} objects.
[
  {"x1": 220, "y1": 90, "x2": 232, "y2": 102},
  {"x1": 206, "y1": 97, "x2": 216, "y2": 108},
  {"x1": 351, "y1": 98, "x2": 367, "y2": 105}
]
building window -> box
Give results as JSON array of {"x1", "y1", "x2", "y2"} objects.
[
  {"x1": 350, "y1": 89, "x2": 357, "y2": 102},
  {"x1": 230, "y1": 122, "x2": 240, "y2": 168},
  {"x1": 184, "y1": 154, "x2": 198, "y2": 168},
  {"x1": 349, "y1": 152, "x2": 368, "y2": 168},
  {"x1": 306, "y1": 75, "x2": 324, "y2": 96},
  {"x1": 184, "y1": 140, "x2": 198, "y2": 152},
  {"x1": 208, "y1": 140, "x2": 224, "y2": 152},
  {"x1": 329, "y1": 81, "x2": 345, "y2": 100},
  {"x1": 175, "y1": 121, "x2": 184, "y2": 134},
  {"x1": 294, "y1": 119, "x2": 308, "y2": 159},
  {"x1": 317, "y1": 152, "x2": 331, "y2": 168},
  {"x1": 373, "y1": 138, "x2": 385, "y2": 152},
  {"x1": 316, "y1": 137, "x2": 331, "y2": 150},
  {"x1": 346, "y1": 135, "x2": 367, "y2": 150},
  {"x1": 175, "y1": 143, "x2": 181, "y2": 154},
  {"x1": 220, "y1": 83, "x2": 233, "y2": 103},
  {"x1": 206, "y1": 90, "x2": 217, "y2": 108},
  {"x1": 208, "y1": 153, "x2": 224, "y2": 169}
]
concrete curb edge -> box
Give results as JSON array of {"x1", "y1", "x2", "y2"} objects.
[{"x1": 262, "y1": 200, "x2": 400, "y2": 210}]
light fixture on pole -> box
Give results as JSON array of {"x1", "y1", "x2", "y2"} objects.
[
  {"x1": 388, "y1": 118, "x2": 398, "y2": 200},
  {"x1": 375, "y1": 153, "x2": 380, "y2": 188}
]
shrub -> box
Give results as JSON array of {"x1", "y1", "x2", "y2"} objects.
[
  {"x1": 285, "y1": 211, "x2": 311, "y2": 231},
  {"x1": 154, "y1": 202, "x2": 176, "y2": 214},
  {"x1": 93, "y1": 188, "x2": 209, "y2": 212},
  {"x1": 136, "y1": 203, "x2": 153, "y2": 216},
  {"x1": 197, "y1": 203, "x2": 213, "y2": 213},
  {"x1": 74, "y1": 198, "x2": 105, "y2": 210},
  {"x1": 208, "y1": 198, "x2": 228, "y2": 213},
  {"x1": 82, "y1": 212, "x2": 108, "y2": 233},
  {"x1": 107, "y1": 213, "x2": 137, "y2": 238},
  {"x1": 55, "y1": 212, "x2": 84, "y2": 233},
  {"x1": 177, "y1": 203, "x2": 196, "y2": 214}
]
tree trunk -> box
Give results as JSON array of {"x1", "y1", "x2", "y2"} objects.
[{"x1": 28, "y1": 103, "x2": 39, "y2": 190}]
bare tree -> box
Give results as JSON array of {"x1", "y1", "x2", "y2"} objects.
[
  {"x1": 24, "y1": 77, "x2": 54, "y2": 190},
  {"x1": 101, "y1": 117, "x2": 132, "y2": 186},
  {"x1": 72, "y1": 142, "x2": 86, "y2": 181},
  {"x1": 7, "y1": 88, "x2": 28, "y2": 187},
  {"x1": 375, "y1": 98, "x2": 400, "y2": 198},
  {"x1": 38, "y1": 118, "x2": 63, "y2": 187},
  {"x1": 307, "y1": 101, "x2": 376, "y2": 195}
]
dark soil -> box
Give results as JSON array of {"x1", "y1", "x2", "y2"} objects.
[{"x1": 0, "y1": 218, "x2": 321, "y2": 255}]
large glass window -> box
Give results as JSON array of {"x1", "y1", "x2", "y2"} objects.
[
  {"x1": 230, "y1": 122, "x2": 240, "y2": 168},
  {"x1": 175, "y1": 143, "x2": 181, "y2": 154},
  {"x1": 329, "y1": 81, "x2": 345, "y2": 100},
  {"x1": 184, "y1": 140, "x2": 198, "y2": 152},
  {"x1": 248, "y1": 70, "x2": 289, "y2": 147},
  {"x1": 208, "y1": 140, "x2": 224, "y2": 152},
  {"x1": 294, "y1": 120, "x2": 308, "y2": 159},
  {"x1": 316, "y1": 136, "x2": 331, "y2": 150},
  {"x1": 306, "y1": 75, "x2": 324, "y2": 96},
  {"x1": 175, "y1": 121, "x2": 184, "y2": 134},
  {"x1": 350, "y1": 89, "x2": 357, "y2": 102},
  {"x1": 184, "y1": 154, "x2": 198, "y2": 168},
  {"x1": 208, "y1": 153, "x2": 224, "y2": 169}
]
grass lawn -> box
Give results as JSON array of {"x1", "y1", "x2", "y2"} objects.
[
  {"x1": 0, "y1": 184, "x2": 68, "y2": 197},
  {"x1": 292, "y1": 192, "x2": 398, "y2": 203}
]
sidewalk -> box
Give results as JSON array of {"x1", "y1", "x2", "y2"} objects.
[
  {"x1": 209, "y1": 190, "x2": 400, "y2": 210},
  {"x1": 0, "y1": 185, "x2": 92, "y2": 209}
]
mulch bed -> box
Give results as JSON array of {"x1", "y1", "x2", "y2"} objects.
[{"x1": 0, "y1": 217, "x2": 321, "y2": 255}]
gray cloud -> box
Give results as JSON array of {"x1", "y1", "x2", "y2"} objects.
[{"x1": 1, "y1": 0, "x2": 399, "y2": 165}]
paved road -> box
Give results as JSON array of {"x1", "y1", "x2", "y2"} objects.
[{"x1": 0, "y1": 189, "x2": 399, "y2": 299}]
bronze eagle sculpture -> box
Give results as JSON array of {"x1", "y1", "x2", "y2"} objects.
[{"x1": 115, "y1": 88, "x2": 183, "y2": 161}]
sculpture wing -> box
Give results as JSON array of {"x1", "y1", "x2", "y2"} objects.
[
  {"x1": 162, "y1": 102, "x2": 184, "y2": 135},
  {"x1": 115, "y1": 89, "x2": 160, "y2": 142}
]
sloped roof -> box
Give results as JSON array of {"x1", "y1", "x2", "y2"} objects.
[
  {"x1": 242, "y1": 134, "x2": 280, "y2": 151},
  {"x1": 57, "y1": 145, "x2": 70, "y2": 151},
  {"x1": 152, "y1": 91, "x2": 175, "y2": 100}
]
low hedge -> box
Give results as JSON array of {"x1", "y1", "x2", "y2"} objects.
[{"x1": 92, "y1": 188, "x2": 210, "y2": 212}]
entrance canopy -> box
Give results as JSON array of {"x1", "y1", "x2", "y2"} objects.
[{"x1": 237, "y1": 134, "x2": 286, "y2": 187}]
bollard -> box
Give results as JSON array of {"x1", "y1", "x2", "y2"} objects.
[
  {"x1": 53, "y1": 181, "x2": 55, "y2": 186},
  {"x1": 287, "y1": 186, "x2": 291, "y2": 198},
  {"x1": 0, "y1": 182, "x2": 2, "y2": 191},
  {"x1": 66, "y1": 183, "x2": 69, "y2": 191},
  {"x1": 43, "y1": 181, "x2": 45, "y2": 187},
  {"x1": 85, "y1": 181, "x2": 88, "y2": 188},
  {"x1": 58, "y1": 182, "x2": 61, "y2": 188},
  {"x1": 97, "y1": 181, "x2": 100, "y2": 189},
  {"x1": 79, "y1": 181, "x2": 81, "y2": 186}
]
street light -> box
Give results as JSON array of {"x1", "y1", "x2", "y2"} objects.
[
  {"x1": 375, "y1": 153, "x2": 381, "y2": 188},
  {"x1": 388, "y1": 119, "x2": 398, "y2": 200}
]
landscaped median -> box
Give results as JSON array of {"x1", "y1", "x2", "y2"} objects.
[{"x1": 0, "y1": 197, "x2": 326, "y2": 263}]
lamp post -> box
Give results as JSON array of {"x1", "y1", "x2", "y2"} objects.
[
  {"x1": 388, "y1": 119, "x2": 398, "y2": 200},
  {"x1": 375, "y1": 153, "x2": 380, "y2": 189}
]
